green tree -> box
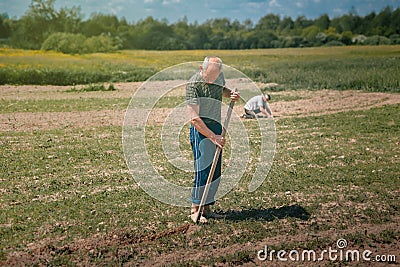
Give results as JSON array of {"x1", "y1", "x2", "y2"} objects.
[
  {"x1": 0, "y1": 13, "x2": 12, "y2": 39},
  {"x1": 278, "y1": 16, "x2": 294, "y2": 34},
  {"x1": 81, "y1": 13, "x2": 119, "y2": 37},
  {"x1": 332, "y1": 14, "x2": 355, "y2": 33},
  {"x1": 253, "y1": 14, "x2": 281, "y2": 48},
  {"x1": 371, "y1": 6, "x2": 394, "y2": 36},
  {"x1": 390, "y1": 8, "x2": 400, "y2": 34},
  {"x1": 9, "y1": 0, "x2": 82, "y2": 49},
  {"x1": 54, "y1": 6, "x2": 82, "y2": 33},
  {"x1": 314, "y1": 14, "x2": 330, "y2": 30},
  {"x1": 324, "y1": 26, "x2": 339, "y2": 42},
  {"x1": 4, "y1": 1, "x2": 400, "y2": 51},
  {"x1": 360, "y1": 11, "x2": 376, "y2": 35},
  {"x1": 172, "y1": 16, "x2": 190, "y2": 44},
  {"x1": 189, "y1": 24, "x2": 211, "y2": 49},
  {"x1": 133, "y1": 17, "x2": 184, "y2": 50},
  {"x1": 256, "y1": 31, "x2": 278, "y2": 48},
  {"x1": 294, "y1": 16, "x2": 313, "y2": 33},
  {"x1": 340, "y1": 31, "x2": 354, "y2": 45},
  {"x1": 10, "y1": 0, "x2": 57, "y2": 49},
  {"x1": 243, "y1": 19, "x2": 253, "y2": 31},
  {"x1": 256, "y1": 14, "x2": 280, "y2": 31},
  {"x1": 115, "y1": 18, "x2": 135, "y2": 49},
  {"x1": 302, "y1": 25, "x2": 320, "y2": 44}
]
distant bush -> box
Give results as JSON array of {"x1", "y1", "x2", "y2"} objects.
[
  {"x1": 41, "y1": 33, "x2": 119, "y2": 54},
  {"x1": 339, "y1": 31, "x2": 353, "y2": 45},
  {"x1": 389, "y1": 34, "x2": 400, "y2": 44},
  {"x1": 67, "y1": 83, "x2": 116, "y2": 92},
  {"x1": 352, "y1": 35, "x2": 367, "y2": 44},
  {"x1": 363, "y1": 35, "x2": 391, "y2": 46},
  {"x1": 41, "y1": 33, "x2": 86, "y2": 54},
  {"x1": 324, "y1": 40, "x2": 345, "y2": 47},
  {"x1": 83, "y1": 35, "x2": 119, "y2": 53}
]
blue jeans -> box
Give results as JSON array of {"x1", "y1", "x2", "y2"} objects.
[{"x1": 190, "y1": 123, "x2": 222, "y2": 205}]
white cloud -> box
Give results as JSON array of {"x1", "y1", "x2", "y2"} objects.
[
  {"x1": 333, "y1": 8, "x2": 343, "y2": 14},
  {"x1": 162, "y1": 0, "x2": 181, "y2": 5},
  {"x1": 109, "y1": 6, "x2": 124, "y2": 14},
  {"x1": 245, "y1": 1, "x2": 264, "y2": 9},
  {"x1": 269, "y1": 0, "x2": 281, "y2": 7}
]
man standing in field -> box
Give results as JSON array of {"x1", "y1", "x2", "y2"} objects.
[
  {"x1": 242, "y1": 94, "x2": 273, "y2": 119},
  {"x1": 186, "y1": 56, "x2": 240, "y2": 223}
]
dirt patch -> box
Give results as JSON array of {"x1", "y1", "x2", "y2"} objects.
[
  {"x1": 2, "y1": 219, "x2": 398, "y2": 266},
  {"x1": 271, "y1": 89, "x2": 400, "y2": 117},
  {"x1": 1, "y1": 84, "x2": 399, "y2": 132},
  {"x1": 0, "y1": 223, "x2": 193, "y2": 266},
  {"x1": 0, "y1": 83, "x2": 140, "y2": 101},
  {"x1": 144, "y1": 220, "x2": 400, "y2": 267},
  {"x1": 1, "y1": 110, "x2": 125, "y2": 132}
]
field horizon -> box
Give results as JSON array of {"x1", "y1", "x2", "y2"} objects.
[{"x1": 1, "y1": 45, "x2": 400, "y2": 92}]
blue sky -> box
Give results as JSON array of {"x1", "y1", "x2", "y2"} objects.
[{"x1": 1, "y1": 0, "x2": 400, "y2": 24}]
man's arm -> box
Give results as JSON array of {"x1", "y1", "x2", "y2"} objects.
[
  {"x1": 264, "y1": 102, "x2": 273, "y2": 117},
  {"x1": 187, "y1": 104, "x2": 225, "y2": 148},
  {"x1": 223, "y1": 86, "x2": 240, "y2": 101},
  {"x1": 260, "y1": 104, "x2": 273, "y2": 117}
]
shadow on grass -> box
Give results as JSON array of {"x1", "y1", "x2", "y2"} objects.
[{"x1": 221, "y1": 204, "x2": 310, "y2": 222}]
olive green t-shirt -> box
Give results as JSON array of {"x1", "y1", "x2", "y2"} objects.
[{"x1": 186, "y1": 71, "x2": 225, "y2": 125}]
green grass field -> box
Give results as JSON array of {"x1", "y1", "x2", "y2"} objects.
[
  {"x1": 1, "y1": 46, "x2": 400, "y2": 92},
  {"x1": 0, "y1": 46, "x2": 399, "y2": 266}
]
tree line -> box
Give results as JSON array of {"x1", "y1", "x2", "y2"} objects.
[{"x1": 0, "y1": 0, "x2": 399, "y2": 53}]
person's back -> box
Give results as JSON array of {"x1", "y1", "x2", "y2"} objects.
[
  {"x1": 244, "y1": 95, "x2": 265, "y2": 111},
  {"x1": 242, "y1": 94, "x2": 272, "y2": 118}
]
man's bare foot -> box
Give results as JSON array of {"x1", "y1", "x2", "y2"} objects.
[
  {"x1": 189, "y1": 212, "x2": 208, "y2": 223},
  {"x1": 189, "y1": 204, "x2": 208, "y2": 223}
]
